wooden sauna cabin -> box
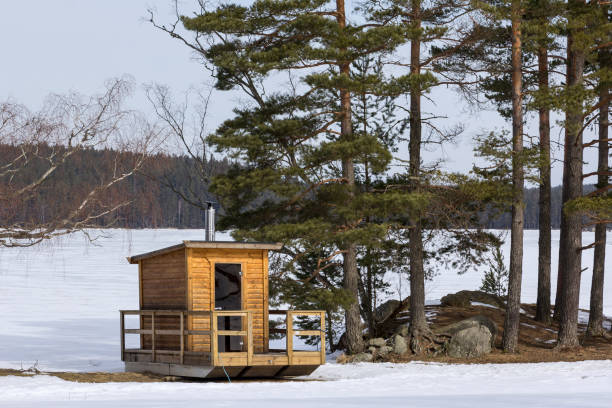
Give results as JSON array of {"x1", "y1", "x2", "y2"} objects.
[{"x1": 120, "y1": 240, "x2": 326, "y2": 379}]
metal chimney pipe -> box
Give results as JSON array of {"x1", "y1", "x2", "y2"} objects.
[{"x1": 205, "y1": 202, "x2": 215, "y2": 241}]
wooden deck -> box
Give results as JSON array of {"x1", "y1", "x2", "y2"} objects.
[{"x1": 120, "y1": 309, "x2": 325, "y2": 378}]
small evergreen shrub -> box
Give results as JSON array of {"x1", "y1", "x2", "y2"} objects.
[{"x1": 480, "y1": 247, "x2": 508, "y2": 297}]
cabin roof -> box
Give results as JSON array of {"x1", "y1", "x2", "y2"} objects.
[{"x1": 127, "y1": 241, "x2": 284, "y2": 264}]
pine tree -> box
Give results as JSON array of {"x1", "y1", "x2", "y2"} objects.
[
  {"x1": 367, "y1": 0, "x2": 488, "y2": 353},
  {"x1": 523, "y1": 0, "x2": 564, "y2": 325},
  {"x1": 480, "y1": 247, "x2": 509, "y2": 297},
  {"x1": 451, "y1": 0, "x2": 528, "y2": 353},
  {"x1": 151, "y1": 0, "x2": 426, "y2": 354},
  {"x1": 586, "y1": 64, "x2": 610, "y2": 336},
  {"x1": 583, "y1": 1, "x2": 610, "y2": 338},
  {"x1": 351, "y1": 55, "x2": 407, "y2": 337},
  {"x1": 434, "y1": 0, "x2": 594, "y2": 348},
  {"x1": 430, "y1": 1, "x2": 562, "y2": 331},
  {"x1": 270, "y1": 250, "x2": 351, "y2": 352},
  {"x1": 500, "y1": 0, "x2": 525, "y2": 354},
  {"x1": 555, "y1": 0, "x2": 610, "y2": 347}
]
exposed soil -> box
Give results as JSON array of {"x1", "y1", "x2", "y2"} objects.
[
  {"x1": 0, "y1": 368, "x2": 322, "y2": 383},
  {"x1": 0, "y1": 368, "x2": 164, "y2": 383},
  {"x1": 387, "y1": 303, "x2": 612, "y2": 364}
]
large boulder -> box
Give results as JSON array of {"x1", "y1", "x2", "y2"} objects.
[
  {"x1": 440, "y1": 290, "x2": 505, "y2": 309},
  {"x1": 368, "y1": 337, "x2": 387, "y2": 348},
  {"x1": 394, "y1": 324, "x2": 410, "y2": 338},
  {"x1": 463, "y1": 290, "x2": 506, "y2": 308},
  {"x1": 375, "y1": 299, "x2": 401, "y2": 322},
  {"x1": 436, "y1": 315, "x2": 498, "y2": 346},
  {"x1": 377, "y1": 345, "x2": 393, "y2": 356},
  {"x1": 392, "y1": 334, "x2": 408, "y2": 355},
  {"x1": 446, "y1": 325, "x2": 492, "y2": 358},
  {"x1": 440, "y1": 292, "x2": 471, "y2": 307},
  {"x1": 351, "y1": 352, "x2": 373, "y2": 363},
  {"x1": 435, "y1": 315, "x2": 498, "y2": 358}
]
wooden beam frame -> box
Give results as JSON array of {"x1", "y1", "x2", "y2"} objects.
[
  {"x1": 120, "y1": 311, "x2": 125, "y2": 361},
  {"x1": 180, "y1": 311, "x2": 185, "y2": 365},
  {"x1": 127, "y1": 241, "x2": 283, "y2": 264},
  {"x1": 286, "y1": 311, "x2": 293, "y2": 365},
  {"x1": 263, "y1": 250, "x2": 269, "y2": 352}
]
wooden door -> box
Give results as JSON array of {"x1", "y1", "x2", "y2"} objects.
[{"x1": 214, "y1": 263, "x2": 242, "y2": 352}]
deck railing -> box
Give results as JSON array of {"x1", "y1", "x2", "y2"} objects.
[
  {"x1": 269, "y1": 310, "x2": 326, "y2": 365},
  {"x1": 120, "y1": 309, "x2": 215, "y2": 365},
  {"x1": 120, "y1": 309, "x2": 325, "y2": 366},
  {"x1": 211, "y1": 310, "x2": 254, "y2": 366}
]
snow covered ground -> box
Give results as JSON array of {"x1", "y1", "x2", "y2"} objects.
[
  {"x1": 0, "y1": 228, "x2": 610, "y2": 372},
  {"x1": 1, "y1": 360, "x2": 612, "y2": 407},
  {"x1": 0, "y1": 228, "x2": 611, "y2": 407}
]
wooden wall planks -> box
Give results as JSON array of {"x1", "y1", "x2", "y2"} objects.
[
  {"x1": 137, "y1": 246, "x2": 271, "y2": 354},
  {"x1": 187, "y1": 248, "x2": 268, "y2": 353},
  {"x1": 140, "y1": 249, "x2": 187, "y2": 350}
]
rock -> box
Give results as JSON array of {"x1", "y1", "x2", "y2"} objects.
[
  {"x1": 335, "y1": 353, "x2": 350, "y2": 364},
  {"x1": 436, "y1": 315, "x2": 497, "y2": 357},
  {"x1": 375, "y1": 299, "x2": 401, "y2": 322},
  {"x1": 446, "y1": 325, "x2": 492, "y2": 358},
  {"x1": 440, "y1": 292, "x2": 471, "y2": 307},
  {"x1": 441, "y1": 290, "x2": 505, "y2": 309},
  {"x1": 394, "y1": 324, "x2": 410, "y2": 337},
  {"x1": 378, "y1": 346, "x2": 393, "y2": 356},
  {"x1": 460, "y1": 290, "x2": 506, "y2": 308},
  {"x1": 436, "y1": 315, "x2": 497, "y2": 346},
  {"x1": 368, "y1": 346, "x2": 377, "y2": 353},
  {"x1": 351, "y1": 352, "x2": 373, "y2": 363},
  {"x1": 392, "y1": 334, "x2": 408, "y2": 354},
  {"x1": 368, "y1": 337, "x2": 386, "y2": 348},
  {"x1": 473, "y1": 315, "x2": 498, "y2": 346}
]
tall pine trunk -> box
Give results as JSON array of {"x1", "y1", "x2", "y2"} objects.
[
  {"x1": 535, "y1": 45, "x2": 552, "y2": 324},
  {"x1": 337, "y1": 0, "x2": 363, "y2": 354},
  {"x1": 503, "y1": 0, "x2": 524, "y2": 353},
  {"x1": 557, "y1": 4, "x2": 585, "y2": 347},
  {"x1": 586, "y1": 51, "x2": 609, "y2": 337},
  {"x1": 554, "y1": 132, "x2": 570, "y2": 322},
  {"x1": 408, "y1": 0, "x2": 429, "y2": 354}
]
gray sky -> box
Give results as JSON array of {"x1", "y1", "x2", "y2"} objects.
[
  {"x1": 0, "y1": 1, "x2": 600, "y2": 185},
  {"x1": 0, "y1": 1, "x2": 201, "y2": 107}
]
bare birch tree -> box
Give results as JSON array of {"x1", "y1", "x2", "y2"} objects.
[{"x1": 0, "y1": 78, "x2": 159, "y2": 247}]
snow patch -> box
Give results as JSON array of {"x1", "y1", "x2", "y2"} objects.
[
  {"x1": 472, "y1": 302, "x2": 501, "y2": 309},
  {"x1": 1, "y1": 361, "x2": 612, "y2": 407}
]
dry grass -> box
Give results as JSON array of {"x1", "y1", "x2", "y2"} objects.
[{"x1": 0, "y1": 368, "x2": 163, "y2": 383}]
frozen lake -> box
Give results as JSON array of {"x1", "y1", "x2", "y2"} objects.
[{"x1": 0, "y1": 228, "x2": 609, "y2": 372}]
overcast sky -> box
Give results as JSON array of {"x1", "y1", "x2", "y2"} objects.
[{"x1": 0, "y1": 1, "x2": 601, "y2": 185}]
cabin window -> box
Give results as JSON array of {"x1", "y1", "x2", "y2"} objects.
[{"x1": 214, "y1": 263, "x2": 242, "y2": 352}]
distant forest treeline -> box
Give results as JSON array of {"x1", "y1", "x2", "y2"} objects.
[
  {"x1": 482, "y1": 184, "x2": 596, "y2": 229},
  {"x1": 0, "y1": 144, "x2": 586, "y2": 230},
  {"x1": 0, "y1": 143, "x2": 229, "y2": 229}
]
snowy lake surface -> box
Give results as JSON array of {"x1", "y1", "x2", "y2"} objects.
[
  {"x1": 0, "y1": 228, "x2": 610, "y2": 372},
  {"x1": 0, "y1": 228, "x2": 611, "y2": 407}
]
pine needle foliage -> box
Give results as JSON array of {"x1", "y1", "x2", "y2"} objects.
[
  {"x1": 480, "y1": 246, "x2": 509, "y2": 297},
  {"x1": 173, "y1": 0, "x2": 429, "y2": 352}
]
